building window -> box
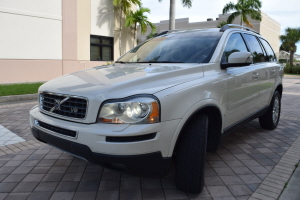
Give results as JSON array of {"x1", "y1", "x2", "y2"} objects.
[{"x1": 90, "y1": 35, "x2": 114, "y2": 61}]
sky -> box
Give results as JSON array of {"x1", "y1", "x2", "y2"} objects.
[{"x1": 141, "y1": 0, "x2": 300, "y2": 54}]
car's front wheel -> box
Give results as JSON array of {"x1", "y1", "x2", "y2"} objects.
[
  {"x1": 259, "y1": 90, "x2": 281, "y2": 130},
  {"x1": 175, "y1": 113, "x2": 208, "y2": 193}
]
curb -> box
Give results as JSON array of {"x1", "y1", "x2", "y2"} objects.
[
  {"x1": 249, "y1": 124, "x2": 300, "y2": 200},
  {"x1": 0, "y1": 93, "x2": 38, "y2": 103}
]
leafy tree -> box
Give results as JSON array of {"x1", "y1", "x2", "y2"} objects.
[
  {"x1": 158, "y1": 0, "x2": 193, "y2": 30},
  {"x1": 113, "y1": 0, "x2": 141, "y2": 56},
  {"x1": 217, "y1": 21, "x2": 227, "y2": 28},
  {"x1": 125, "y1": 7, "x2": 156, "y2": 46},
  {"x1": 222, "y1": 0, "x2": 262, "y2": 28},
  {"x1": 280, "y1": 27, "x2": 300, "y2": 70},
  {"x1": 147, "y1": 32, "x2": 159, "y2": 39}
]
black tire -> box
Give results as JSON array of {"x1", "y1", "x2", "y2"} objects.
[
  {"x1": 175, "y1": 113, "x2": 208, "y2": 193},
  {"x1": 259, "y1": 91, "x2": 281, "y2": 130}
]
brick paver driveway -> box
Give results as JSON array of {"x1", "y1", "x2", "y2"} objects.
[{"x1": 0, "y1": 77, "x2": 299, "y2": 200}]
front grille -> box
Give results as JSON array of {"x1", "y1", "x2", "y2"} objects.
[
  {"x1": 106, "y1": 133, "x2": 156, "y2": 143},
  {"x1": 36, "y1": 120, "x2": 77, "y2": 138},
  {"x1": 40, "y1": 93, "x2": 88, "y2": 119}
]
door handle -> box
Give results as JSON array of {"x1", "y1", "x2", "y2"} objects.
[
  {"x1": 252, "y1": 72, "x2": 259, "y2": 80},
  {"x1": 271, "y1": 69, "x2": 276, "y2": 75}
]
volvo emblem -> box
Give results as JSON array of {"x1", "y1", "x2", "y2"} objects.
[
  {"x1": 50, "y1": 96, "x2": 70, "y2": 112},
  {"x1": 70, "y1": 107, "x2": 78, "y2": 113}
]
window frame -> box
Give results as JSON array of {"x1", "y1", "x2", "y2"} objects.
[
  {"x1": 221, "y1": 32, "x2": 250, "y2": 64},
  {"x1": 258, "y1": 38, "x2": 277, "y2": 62},
  {"x1": 241, "y1": 33, "x2": 268, "y2": 64},
  {"x1": 90, "y1": 35, "x2": 114, "y2": 61}
]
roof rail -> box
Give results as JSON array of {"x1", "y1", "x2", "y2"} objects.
[
  {"x1": 156, "y1": 27, "x2": 209, "y2": 36},
  {"x1": 220, "y1": 24, "x2": 260, "y2": 35}
]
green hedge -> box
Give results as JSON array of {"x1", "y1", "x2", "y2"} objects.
[{"x1": 284, "y1": 64, "x2": 300, "y2": 74}]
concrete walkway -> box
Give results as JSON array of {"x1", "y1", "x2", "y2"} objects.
[{"x1": 279, "y1": 163, "x2": 300, "y2": 200}]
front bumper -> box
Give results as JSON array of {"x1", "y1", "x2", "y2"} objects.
[
  {"x1": 30, "y1": 107, "x2": 179, "y2": 176},
  {"x1": 31, "y1": 127, "x2": 171, "y2": 176}
]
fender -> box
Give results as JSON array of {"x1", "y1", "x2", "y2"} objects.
[{"x1": 167, "y1": 98, "x2": 224, "y2": 157}]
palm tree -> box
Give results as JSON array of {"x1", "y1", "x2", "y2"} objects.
[
  {"x1": 217, "y1": 21, "x2": 227, "y2": 28},
  {"x1": 280, "y1": 27, "x2": 300, "y2": 70},
  {"x1": 125, "y1": 7, "x2": 157, "y2": 46},
  {"x1": 158, "y1": 0, "x2": 192, "y2": 30},
  {"x1": 222, "y1": 0, "x2": 262, "y2": 28},
  {"x1": 113, "y1": 0, "x2": 141, "y2": 56}
]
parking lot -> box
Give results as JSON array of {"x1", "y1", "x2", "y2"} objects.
[{"x1": 0, "y1": 77, "x2": 299, "y2": 200}]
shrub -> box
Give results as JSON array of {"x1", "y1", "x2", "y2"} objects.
[
  {"x1": 291, "y1": 65, "x2": 300, "y2": 74},
  {"x1": 284, "y1": 64, "x2": 292, "y2": 73}
]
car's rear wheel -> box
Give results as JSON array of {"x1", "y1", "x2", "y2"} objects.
[
  {"x1": 259, "y1": 91, "x2": 281, "y2": 130},
  {"x1": 175, "y1": 113, "x2": 208, "y2": 193}
]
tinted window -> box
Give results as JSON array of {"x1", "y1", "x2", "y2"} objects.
[
  {"x1": 243, "y1": 34, "x2": 266, "y2": 63},
  {"x1": 117, "y1": 32, "x2": 222, "y2": 63},
  {"x1": 90, "y1": 35, "x2": 114, "y2": 61},
  {"x1": 259, "y1": 38, "x2": 277, "y2": 62},
  {"x1": 222, "y1": 33, "x2": 248, "y2": 63}
]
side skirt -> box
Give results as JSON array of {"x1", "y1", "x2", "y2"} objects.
[{"x1": 223, "y1": 106, "x2": 269, "y2": 135}]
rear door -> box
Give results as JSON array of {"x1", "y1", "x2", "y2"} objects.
[
  {"x1": 257, "y1": 38, "x2": 279, "y2": 107},
  {"x1": 242, "y1": 34, "x2": 277, "y2": 110},
  {"x1": 223, "y1": 33, "x2": 260, "y2": 127}
]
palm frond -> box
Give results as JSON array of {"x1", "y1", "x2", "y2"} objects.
[
  {"x1": 223, "y1": 2, "x2": 236, "y2": 14},
  {"x1": 227, "y1": 12, "x2": 241, "y2": 24},
  {"x1": 242, "y1": 13, "x2": 252, "y2": 28},
  {"x1": 182, "y1": 0, "x2": 193, "y2": 8}
]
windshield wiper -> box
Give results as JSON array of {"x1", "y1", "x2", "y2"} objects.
[
  {"x1": 136, "y1": 61, "x2": 183, "y2": 63},
  {"x1": 115, "y1": 61, "x2": 128, "y2": 64}
]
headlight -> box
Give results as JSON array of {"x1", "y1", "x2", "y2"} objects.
[{"x1": 98, "y1": 96, "x2": 160, "y2": 124}]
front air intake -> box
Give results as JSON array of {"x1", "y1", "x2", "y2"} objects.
[{"x1": 106, "y1": 133, "x2": 156, "y2": 143}]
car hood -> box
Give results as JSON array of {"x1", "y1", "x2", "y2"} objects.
[
  {"x1": 40, "y1": 63, "x2": 204, "y2": 100},
  {"x1": 39, "y1": 63, "x2": 205, "y2": 123}
]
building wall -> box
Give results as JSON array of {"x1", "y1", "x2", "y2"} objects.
[
  {"x1": 0, "y1": 0, "x2": 62, "y2": 60},
  {"x1": 0, "y1": 0, "x2": 136, "y2": 84},
  {"x1": 138, "y1": 12, "x2": 280, "y2": 56}
]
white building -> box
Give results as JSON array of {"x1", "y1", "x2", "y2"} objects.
[{"x1": 0, "y1": 0, "x2": 136, "y2": 83}]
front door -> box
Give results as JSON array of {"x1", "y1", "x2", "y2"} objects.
[{"x1": 221, "y1": 33, "x2": 260, "y2": 128}]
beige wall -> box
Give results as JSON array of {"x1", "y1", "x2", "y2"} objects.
[{"x1": 0, "y1": 0, "x2": 135, "y2": 84}]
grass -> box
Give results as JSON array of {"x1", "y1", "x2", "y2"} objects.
[{"x1": 0, "y1": 82, "x2": 44, "y2": 97}]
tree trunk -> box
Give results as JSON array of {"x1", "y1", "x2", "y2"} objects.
[
  {"x1": 290, "y1": 50, "x2": 294, "y2": 72},
  {"x1": 119, "y1": 6, "x2": 123, "y2": 57},
  {"x1": 240, "y1": 15, "x2": 243, "y2": 26},
  {"x1": 169, "y1": 0, "x2": 175, "y2": 30},
  {"x1": 133, "y1": 23, "x2": 137, "y2": 47}
]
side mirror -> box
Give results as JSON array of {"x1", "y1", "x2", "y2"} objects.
[{"x1": 221, "y1": 52, "x2": 253, "y2": 69}]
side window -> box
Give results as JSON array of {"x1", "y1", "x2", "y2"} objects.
[
  {"x1": 222, "y1": 33, "x2": 248, "y2": 63},
  {"x1": 243, "y1": 34, "x2": 266, "y2": 63},
  {"x1": 259, "y1": 38, "x2": 277, "y2": 62}
]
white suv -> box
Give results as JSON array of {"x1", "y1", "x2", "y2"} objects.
[{"x1": 30, "y1": 25, "x2": 283, "y2": 193}]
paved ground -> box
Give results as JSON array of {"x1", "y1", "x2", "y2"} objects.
[
  {"x1": 0, "y1": 77, "x2": 299, "y2": 200},
  {"x1": 279, "y1": 163, "x2": 300, "y2": 200}
]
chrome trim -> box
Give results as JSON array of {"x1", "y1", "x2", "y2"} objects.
[
  {"x1": 34, "y1": 119, "x2": 78, "y2": 139},
  {"x1": 39, "y1": 91, "x2": 89, "y2": 121},
  {"x1": 30, "y1": 105, "x2": 38, "y2": 110}
]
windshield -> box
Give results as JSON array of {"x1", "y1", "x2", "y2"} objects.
[{"x1": 117, "y1": 31, "x2": 222, "y2": 63}]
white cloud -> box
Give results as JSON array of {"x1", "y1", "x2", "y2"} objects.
[{"x1": 141, "y1": 0, "x2": 300, "y2": 53}]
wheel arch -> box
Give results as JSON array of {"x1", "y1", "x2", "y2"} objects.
[
  {"x1": 168, "y1": 101, "x2": 223, "y2": 157},
  {"x1": 275, "y1": 84, "x2": 283, "y2": 97}
]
